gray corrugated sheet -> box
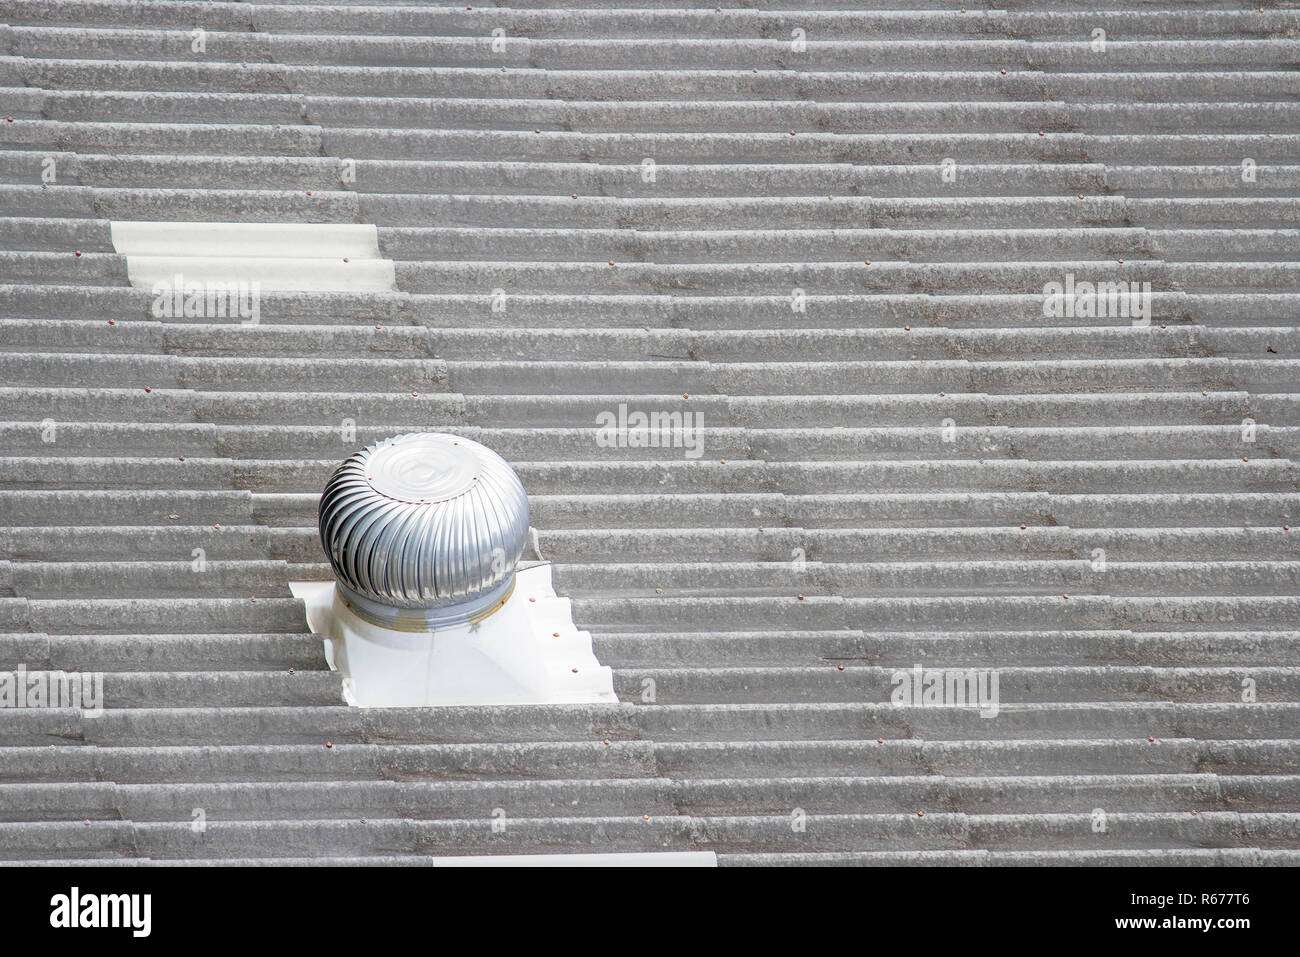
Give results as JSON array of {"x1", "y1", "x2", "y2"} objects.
[{"x1": 1, "y1": 0, "x2": 1299, "y2": 865}]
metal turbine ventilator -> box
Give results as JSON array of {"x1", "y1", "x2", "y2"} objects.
[
  {"x1": 318, "y1": 432, "x2": 530, "y2": 630},
  {"x1": 292, "y1": 432, "x2": 616, "y2": 707}
]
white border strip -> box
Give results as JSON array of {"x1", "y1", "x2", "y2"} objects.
[{"x1": 427, "y1": 852, "x2": 718, "y2": 867}]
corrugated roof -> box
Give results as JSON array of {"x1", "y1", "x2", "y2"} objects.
[{"x1": 1, "y1": 0, "x2": 1299, "y2": 864}]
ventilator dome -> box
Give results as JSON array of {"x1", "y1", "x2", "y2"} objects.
[{"x1": 318, "y1": 432, "x2": 530, "y2": 629}]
